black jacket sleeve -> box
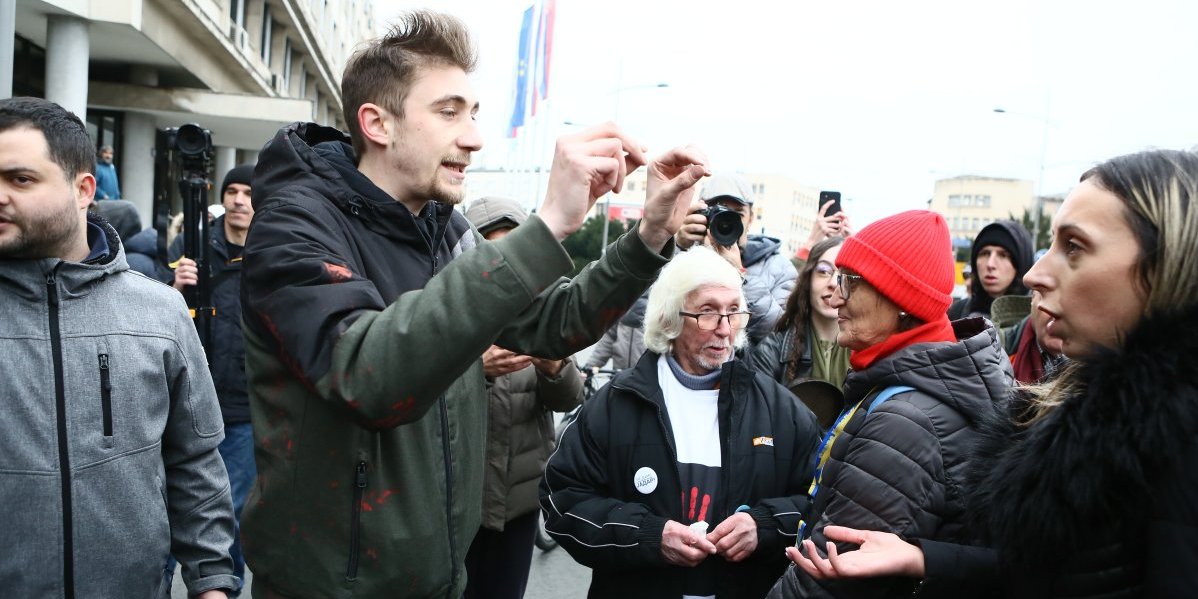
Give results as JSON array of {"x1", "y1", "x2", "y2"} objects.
[{"x1": 538, "y1": 387, "x2": 669, "y2": 571}]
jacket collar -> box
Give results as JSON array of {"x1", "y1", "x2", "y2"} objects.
[{"x1": 841, "y1": 316, "x2": 1010, "y2": 422}]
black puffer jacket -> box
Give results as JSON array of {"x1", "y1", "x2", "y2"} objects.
[
  {"x1": 769, "y1": 318, "x2": 1011, "y2": 598},
  {"x1": 541, "y1": 352, "x2": 821, "y2": 599},
  {"x1": 918, "y1": 305, "x2": 1198, "y2": 598}
]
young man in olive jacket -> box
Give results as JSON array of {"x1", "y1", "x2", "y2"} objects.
[{"x1": 238, "y1": 10, "x2": 709, "y2": 599}]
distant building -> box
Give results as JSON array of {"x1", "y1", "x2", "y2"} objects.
[
  {"x1": 8, "y1": 0, "x2": 376, "y2": 226},
  {"x1": 928, "y1": 175, "x2": 1058, "y2": 248}
]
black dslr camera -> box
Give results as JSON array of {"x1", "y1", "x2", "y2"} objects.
[{"x1": 703, "y1": 203, "x2": 745, "y2": 247}]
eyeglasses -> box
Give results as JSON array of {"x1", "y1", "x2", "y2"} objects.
[
  {"x1": 813, "y1": 262, "x2": 838, "y2": 279},
  {"x1": 835, "y1": 273, "x2": 866, "y2": 301},
  {"x1": 678, "y1": 311, "x2": 751, "y2": 331}
]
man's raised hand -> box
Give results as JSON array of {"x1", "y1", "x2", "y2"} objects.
[
  {"x1": 640, "y1": 146, "x2": 711, "y2": 252},
  {"x1": 539, "y1": 122, "x2": 647, "y2": 241}
]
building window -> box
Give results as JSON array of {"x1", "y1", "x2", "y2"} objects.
[
  {"x1": 230, "y1": 0, "x2": 245, "y2": 27},
  {"x1": 282, "y1": 38, "x2": 292, "y2": 91},
  {"x1": 12, "y1": 35, "x2": 46, "y2": 97},
  {"x1": 85, "y1": 110, "x2": 123, "y2": 165},
  {"x1": 260, "y1": 2, "x2": 273, "y2": 63},
  {"x1": 299, "y1": 68, "x2": 308, "y2": 97}
]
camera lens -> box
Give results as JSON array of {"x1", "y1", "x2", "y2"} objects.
[
  {"x1": 175, "y1": 124, "x2": 210, "y2": 157},
  {"x1": 705, "y1": 206, "x2": 744, "y2": 247}
]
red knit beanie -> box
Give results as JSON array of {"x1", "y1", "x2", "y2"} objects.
[{"x1": 835, "y1": 210, "x2": 954, "y2": 322}]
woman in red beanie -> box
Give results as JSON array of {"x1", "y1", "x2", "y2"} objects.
[
  {"x1": 784, "y1": 149, "x2": 1198, "y2": 598},
  {"x1": 767, "y1": 209, "x2": 1012, "y2": 599}
]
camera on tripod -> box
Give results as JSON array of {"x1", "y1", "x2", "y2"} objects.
[
  {"x1": 702, "y1": 203, "x2": 745, "y2": 247},
  {"x1": 153, "y1": 123, "x2": 216, "y2": 356},
  {"x1": 165, "y1": 124, "x2": 214, "y2": 175}
]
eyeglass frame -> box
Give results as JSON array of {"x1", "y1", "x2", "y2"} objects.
[
  {"x1": 813, "y1": 261, "x2": 838, "y2": 279},
  {"x1": 677, "y1": 310, "x2": 752, "y2": 331},
  {"x1": 835, "y1": 272, "x2": 866, "y2": 301}
]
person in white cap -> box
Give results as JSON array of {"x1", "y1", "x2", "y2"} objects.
[{"x1": 676, "y1": 173, "x2": 799, "y2": 344}]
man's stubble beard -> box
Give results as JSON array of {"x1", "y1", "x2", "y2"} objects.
[{"x1": 0, "y1": 197, "x2": 82, "y2": 260}]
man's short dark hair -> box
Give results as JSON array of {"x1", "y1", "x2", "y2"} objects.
[
  {"x1": 0, "y1": 97, "x2": 95, "y2": 181},
  {"x1": 341, "y1": 10, "x2": 477, "y2": 157}
]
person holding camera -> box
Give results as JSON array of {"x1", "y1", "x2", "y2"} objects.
[
  {"x1": 676, "y1": 173, "x2": 798, "y2": 344},
  {"x1": 169, "y1": 163, "x2": 255, "y2": 594},
  {"x1": 0, "y1": 97, "x2": 238, "y2": 597}
]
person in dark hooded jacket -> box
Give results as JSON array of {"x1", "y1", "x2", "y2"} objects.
[{"x1": 948, "y1": 220, "x2": 1033, "y2": 320}]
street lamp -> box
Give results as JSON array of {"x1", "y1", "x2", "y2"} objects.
[
  {"x1": 599, "y1": 81, "x2": 669, "y2": 255},
  {"x1": 993, "y1": 107, "x2": 1050, "y2": 248}
]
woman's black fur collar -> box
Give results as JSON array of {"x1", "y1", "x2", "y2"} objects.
[{"x1": 967, "y1": 304, "x2": 1198, "y2": 565}]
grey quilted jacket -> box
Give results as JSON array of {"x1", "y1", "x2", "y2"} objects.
[
  {"x1": 742, "y1": 235, "x2": 798, "y2": 344},
  {"x1": 0, "y1": 215, "x2": 237, "y2": 598},
  {"x1": 769, "y1": 318, "x2": 1011, "y2": 598}
]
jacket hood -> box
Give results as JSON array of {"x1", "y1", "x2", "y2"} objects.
[
  {"x1": 742, "y1": 234, "x2": 782, "y2": 267},
  {"x1": 841, "y1": 316, "x2": 1011, "y2": 425},
  {"x1": 253, "y1": 121, "x2": 460, "y2": 246},
  {"x1": 968, "y1": 220, "x2": 1034, "y2": 314},
  {"x1": 968, "y1": 303, "x2": 1198, "y2": 568},
  {"x1": 253, "y1": 122, "x2": 363, "y2": 212}
]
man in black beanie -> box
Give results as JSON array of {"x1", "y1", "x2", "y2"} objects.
[
  {"x1": 169, "y1": 163, "x2": 256, "y2": 594},
  {"x1": 948, "y1": 220, "x2": 1033, "y2": 320}
]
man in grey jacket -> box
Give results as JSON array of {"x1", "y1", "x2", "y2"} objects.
[{"x1": 0, "y1": 97, "x2": 238, "y2": 598}]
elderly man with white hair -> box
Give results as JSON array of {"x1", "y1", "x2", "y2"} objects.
[{"x1": 541, "y1": 246, "x2": 822, "y2": 599}]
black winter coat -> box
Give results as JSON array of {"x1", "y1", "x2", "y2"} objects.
[
  {"x1": 918, "y1": 305, "x2": 1198, "y2": 598},
  {"x1": 541, "y1": 352, "x2": 822, "y2": 599},
  {"x1": 769, "y1": 318, "x2": 1011, "y2": 598}
]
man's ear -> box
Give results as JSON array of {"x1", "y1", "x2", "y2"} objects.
[
  {"x1": 357, "y1": 103, "x2": 394, "y2": 149},
  {"x1": 75, "y1": 172, "x2": 96, "y2": 210}
]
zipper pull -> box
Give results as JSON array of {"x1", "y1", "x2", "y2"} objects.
[
  {"x1": 355, "y1": 461, "x2": 368, "y2": 488},
  {"x1": 99, "y1": 354, "x2": 109, "y2": 370}
]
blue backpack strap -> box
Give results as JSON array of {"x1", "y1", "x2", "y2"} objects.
[{"x1": 866, "y1": 385, "x2": 915, "y2": 415}]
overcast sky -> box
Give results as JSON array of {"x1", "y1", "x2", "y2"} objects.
[{"x1": 378, "y1": 1, "x2": 1198, "y2": 225}]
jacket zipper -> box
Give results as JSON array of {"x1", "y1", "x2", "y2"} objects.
[
  {"x1": 438, "y1": 399, "x2": 458, "y2": 597},
  {"x1": 345, "y1": 460, "x2": 368, "y2": 581},
  {"x1": 98, "y1": 354, "x2": 113, "y2": 437},
  {"x1": 48, "y1": 270, "x2": 75, "y2": 598}
]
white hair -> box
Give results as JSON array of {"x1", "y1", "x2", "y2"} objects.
[{"x1": 644, "y1": 245, "x2": 747, "y2": 354}]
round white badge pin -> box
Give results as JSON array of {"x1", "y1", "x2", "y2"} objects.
[{"x1": 633, "y1": 467, "x2": 658, "y2": 494}]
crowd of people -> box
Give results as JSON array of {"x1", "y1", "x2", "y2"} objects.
[{"x1": 2, "y1": 7, "x2": 1196, "y2": 599}]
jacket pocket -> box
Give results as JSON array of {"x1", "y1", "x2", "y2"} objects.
[
  {"x1": 98, "y1": 353, "x2": 113, "y2": 437},
  {"x1": 346, "y1": 460, "x2": 368, "y2": 581}
]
